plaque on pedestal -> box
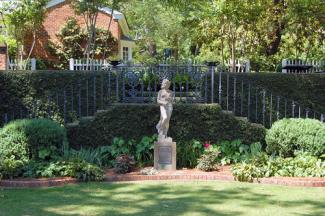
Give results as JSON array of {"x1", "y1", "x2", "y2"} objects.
[{"x1": 154, "y1": 138, "x2": 176, "y2": 171}]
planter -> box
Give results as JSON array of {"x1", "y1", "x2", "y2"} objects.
[
  {"x1": 206, "y1": 61, "x2": 219, "y2": 67},
  {"x1": 110, "y1": 60, "x2": 121, "y2": 67}
]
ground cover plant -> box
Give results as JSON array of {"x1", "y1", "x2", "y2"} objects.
[
  {"x1": 0, "y1": 181, "x2": 324, "y2": 216},
  {"x1": 232, "y1": 152, "x2": 325, "y2": 182}
]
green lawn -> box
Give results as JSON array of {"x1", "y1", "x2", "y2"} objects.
[{"x1": 0, "y1": 181, "x2": 324, "y2": 216}]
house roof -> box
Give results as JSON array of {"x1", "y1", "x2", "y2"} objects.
[{"x1": 46, "y1": 0, "x2": 130, "y2": 35}]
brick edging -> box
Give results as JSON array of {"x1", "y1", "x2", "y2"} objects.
[
  {"x1": 105, "y1": 173, "x2": 325, "y2": 187},
  {"x1": 0, "y1": 177, "x2": 77, "y2": 188},
  {"x1": 1, "y1": 174, "x2": 324, "y2": 188}
]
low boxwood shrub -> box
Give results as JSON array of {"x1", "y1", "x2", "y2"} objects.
[
  {"x1": 0, "y1": 118, "x2": 68, "y2": 161},
  {"x1": 266, "y1": 118, "x2": 325, "y2": 157},
  {"x1": 67, "y1": 104, "x2": 266, "y2": 149}
]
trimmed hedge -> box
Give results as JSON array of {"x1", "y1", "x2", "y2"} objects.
[
  {"x1": 0, "y1": 71, "x2": 324, "y2": 126},
  {"x1": 266, "y1": 118, "x2": 325, "y2": 157},
  {"x1": 67, "y1": 104, "x2": 266, "y2": 149},
  {"x1": 227, "y1": 73, "x2": 325, "y2": 113}
]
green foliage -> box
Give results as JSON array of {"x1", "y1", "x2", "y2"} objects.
[
  {"x1": 22, "y1": 160, "x2": 104, "y2": 182},
  {"x1": 218, "y1": 140, "x2": 263, "y2": 165},
  {"x1": 67, "y1": 160, "x2": 105, "y2": 182},
  {"x1": 67, "y1": 104, "x2": 266, "y2": 149},
  {"x1": 0, "y1": 155, "x2": 25, "y2": 179},
  {"x1": 47, "y1": 17, "x2": 86, "y2": 69},
  {"x1": 47, "y1": 17, "x2": 118, "y2": 69},
  {"x1": 266, "y1": 118, "x2": 325, "y2": 157},
  {"x1": 232, "y1": 152, "x2": 325, "y2": 182},
  {"x1": 122, "y1": 0, "x2": 324, "y2": 69},
  {"x1": 135, "y1": 135, "x2": 157, "y2": 165},
  {"x1": 114, "y1": 154, "x2": 136, "y2": 174},
  {"x1": 177, "y1": 140, "x2": 204, "y2": 168},
  {"x1": 2, "y1": 0, "x2": 48, "y2": 68},
  {"x1": 62, "y1": 146, "x2": 111, "y2": 168},
  {"x1": 0, "y1": 119, "x2": 68, "y2": 161},
  {"x1": 196, "y1": 145, "x2": 221, "y2": 171}
]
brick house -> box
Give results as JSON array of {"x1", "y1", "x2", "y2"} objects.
[{"x1": 29, "y1": 0, "x2": 135, "y2": 63}]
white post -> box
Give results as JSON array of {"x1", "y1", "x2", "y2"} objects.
[
  {"x1": 128, "y1": 47, "x2": 132, "y2": 61},
  {"x1": 245, "y1": 60, "x2": 250, "y2": 73},
  {"x1": 31, "y1": 58, "x2": 36, "y2": 70},
  {"x1": 282, "y1": 59, "x2": 287, "y2": 73},
  {"x1": 69, "y1": 58, "x2": 74, "y2": 70}
]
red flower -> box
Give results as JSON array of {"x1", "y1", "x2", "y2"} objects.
[{"x1": 203, "y1": 141, "x2": 211, "y2": 149}]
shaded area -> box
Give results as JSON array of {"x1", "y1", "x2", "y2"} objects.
[{"x1": 0, "y1": 181, "x2": 324, "y2": 216}]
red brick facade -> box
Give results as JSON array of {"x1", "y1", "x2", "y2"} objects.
[
  {"x1": 28, "y1": 1, "x2": 121, "y2": 61},
  {"x1": 0, "y1": 44, "x2": 7, "y2": 70}
]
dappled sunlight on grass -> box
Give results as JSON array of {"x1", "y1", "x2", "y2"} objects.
[{"x1": 0, "y1": 181, "x2": 324, "y2": 216}]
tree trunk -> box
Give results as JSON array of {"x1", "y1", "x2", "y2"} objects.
[
  {"x1": 25, "y1": 31, "x2": 36, "y2": 70},
  {"x1": 231, "y1": 39, "x2": 236, "y2": 73},
  {"x1": 266, "y1": 0, "x2": 285, "y2": 56},
  {"x1": 103, "y1": 9, "x2": 114, "y2": 60}
]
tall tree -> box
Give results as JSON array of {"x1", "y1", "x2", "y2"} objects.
[{"x1": 2, "y1": 0, "x2": 48, "y2": 69}]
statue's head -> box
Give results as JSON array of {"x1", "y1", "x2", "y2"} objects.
[{"x1": 161, "y1": 79, "x2": 171, "y2": 89}]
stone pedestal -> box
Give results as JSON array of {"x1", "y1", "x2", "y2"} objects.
[{"x1": 154, "y1": 138, "x2": 176, "y2": 171}]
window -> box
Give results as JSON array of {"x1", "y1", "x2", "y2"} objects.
[{"x1": 123, "y1": 47, "x2": 129, "y2": 62}]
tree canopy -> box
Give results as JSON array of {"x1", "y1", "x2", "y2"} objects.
[{"x1": 122, "y1": 0, "x2": 325, "y2": 71}]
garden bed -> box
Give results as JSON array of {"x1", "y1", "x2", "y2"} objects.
[{"x1": 105, "y1": 166, "x2": 325, "y2": 187}]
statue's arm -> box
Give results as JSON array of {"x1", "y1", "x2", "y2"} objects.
[{"x1": 157, "y1": 91, "x2": 167, "y2": 105}]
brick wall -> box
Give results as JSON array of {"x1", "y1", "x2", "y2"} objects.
[
  {"x1": 0, "y1": 44, "x2": 7, "y2": 70},
  {"x1": 27, "y1": 1, "x2": 121, "y2": 61}
]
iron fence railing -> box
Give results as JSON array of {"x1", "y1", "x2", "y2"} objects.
[{"x1": 1, "y1": 65, "x2": 324, "y2": 128}]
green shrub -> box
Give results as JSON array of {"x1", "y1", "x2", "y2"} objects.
[
  {"x1": 67, "y1": 104, "x2": 266, "y2": 149},
  {"x1": 0, "y1": 119, "x2": 68, "y2": 161},
  {"x1": 266, "y1": 118, "x2": 325, "y2": 157},
  {"x1": 196, "y1": 145, "x2": 221, "y2": 171}
]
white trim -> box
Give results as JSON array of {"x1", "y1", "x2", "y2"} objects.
[{"x1": 46, "y1": 0, "x2": 65, "y2": 9}]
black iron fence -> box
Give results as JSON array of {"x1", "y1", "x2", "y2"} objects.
[{"x1": 1, "y1": 65, "x2": 324, "y2": 128}]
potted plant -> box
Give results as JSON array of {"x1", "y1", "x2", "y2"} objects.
[
  {"x1": 203, "y1": 50, "x2": 219, "y2": 67},
  {"x1": 109, "y1": 54, "x2": 121, "y2": 66}
]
